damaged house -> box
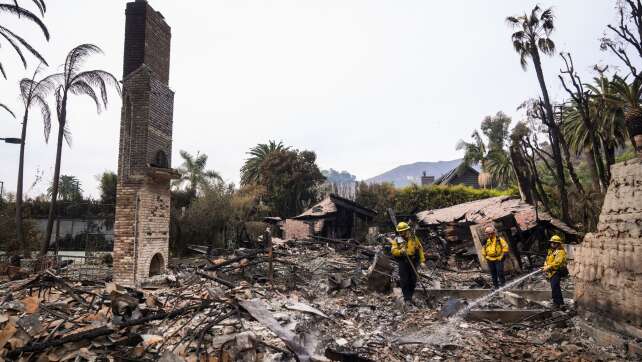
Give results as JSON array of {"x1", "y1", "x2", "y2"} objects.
[
  {"x1": 415, "y1": 196, "x2": 580, "y2": 271},
  {"x1": 282, "y1": 194, "x2": 376, "y2": 240}
]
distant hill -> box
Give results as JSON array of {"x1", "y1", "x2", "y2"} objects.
[{"x1": 366, "y1": 159, "x2": 463, "y2": 187}]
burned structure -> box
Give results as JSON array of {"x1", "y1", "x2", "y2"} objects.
[
  {"x1": 113, "y1": 0, "x2": 178, "y2": 286},
  {"x1": 282, "y1": 194, "x2": 376, "y2": 240},
  {"x1": 416, "y1": 196, "x2": 579, "y2": 270},
  {"x1": 572, "y1": 158, "x2": 642, "y2": 344}
]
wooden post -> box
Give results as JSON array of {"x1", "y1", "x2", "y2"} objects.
[{"x1": 265, "y1": 227, "x2": 273, "y2": 285}]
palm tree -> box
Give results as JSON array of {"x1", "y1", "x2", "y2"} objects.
[
  {"x1": 175, "y1": 150, "x2": 222, "y2": 198},
  {"x1": 456, "y1": 130, "x2": 486, "y2": 169},
  {"x1": 47, "y1": 175, "x2": 81, "y2": 202},
  {"x1": 40, "y1": 44, "x2": 120, "y2": 256},
  {"x1": 587, "y1": 75, "x2": 628, "y2": 168},
  {"x1": 240, "y1": 140, "x2": 289, "y2": 185},
  {"x1": 485, "y1": 149, "x2": 515, "y2": 189},
  {"x1": 0, "y1": 1, "x2": 49, "y2": 78},
  {"x1": 610, "y1": 75, "x2": 642, "y2": 156},
  {"x1": 15, "y1": 68, "x2": 51, "y2": 257},
  {"x1": 507, "y1": 6, "x2": 570, "y2": 223}
]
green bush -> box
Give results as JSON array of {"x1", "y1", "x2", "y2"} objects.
[
  {"x1": 356, "y1": 181, "x2": 517, "y2": 229},
  {"x1": 394, "y1": 184, "x2": 516, "y2": 215}
]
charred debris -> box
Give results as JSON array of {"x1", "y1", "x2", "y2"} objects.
[{"x1": 1, "y1": 195, "x2": 634, "y2": 361}]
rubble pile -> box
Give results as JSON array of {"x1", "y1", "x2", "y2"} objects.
[{"x1": 0, "y1": 240, "x2": 634, "y2": 361}]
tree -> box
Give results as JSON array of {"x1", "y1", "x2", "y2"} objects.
[
  {"x1": 481, "y1": 111, "x2": 511, "y2": 151},
  {"x1": 601, "y1": 0, "x2": 642, "y2": 78},
  {"x1": 0, "y1": 0, "x2": 49, "y2": 78},
  {"x1": 47, "y1": 175, "x2": 82, "y2": 202},
  {"x1": 456, "y1": 130, "x2": 486, "y2": 168},
  {"x1": 15, "y1": 68, "x2": 51, "y2": 257},
  {"x1": 610, "y1": 75, "x2": 642, "y2": 156},
  {"x1": 321, "y1": 169, "x2": 357, "y2": 199},
  {"x1": 240, "y1": 140, "x2": 289, "y2": 186},
  {"x1": 174, "y1": 150, "x2": 222, "y2": 199},
  {"x1": 457, "y1": 112, "x2": 514, "y2": 189},
  {"x1": 507, "y1": 6, "x2": 571, "y2": 223},
  {"x1": 253, "y1": 147, "x2": 325, "y2": 217},
  {"x1": 585, "y1": 72, "x2": 629, "y2": 170},
  {"x1": 97, "y1": 170, "x2": 116, "y2": 205},
  {"x1": 40, "y1": 44, "x2": 120, "y2": 256},
  {"x1": 558, "y1": 53, "x2": 608, "y2": 193}
]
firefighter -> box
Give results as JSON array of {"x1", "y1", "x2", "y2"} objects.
[
  {"x1": 482, "y1": 226, "x2": 509, "y2": 289},
  {"x1": 390, "y1": 222, "x2": 426, "y2": 303},
  {"x1": 543, "y1": 235, "x2": 568, "y2": 308}
]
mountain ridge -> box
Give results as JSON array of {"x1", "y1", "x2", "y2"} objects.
[{"x1": 365, "y1": 159, "x2": 463, "y2": 187}]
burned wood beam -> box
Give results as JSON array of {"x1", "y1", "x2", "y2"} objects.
[
  {"x1": 7, "y1": 302, "x2": 212, "y2": 358},
  {"x1": 195, "y1": 271, "x2": 236, "y2": 289},
  {"x1": 205, "y1": 250, "x2": 266, "y2": 271}
]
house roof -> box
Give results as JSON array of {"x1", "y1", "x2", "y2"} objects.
[
  {"x1": 292, "y1": 194, "x2": 377, "y2": 220},
  {"x1": 416, "y1": 196, "x2": 579, "y2": 235},
  {"x1": 434, "y1": 164, "x2": 479, "y2": 185}
]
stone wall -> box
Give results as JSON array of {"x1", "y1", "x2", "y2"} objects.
[{"x1": 571, "y1": 158, "x2": 642, "y2": 336}]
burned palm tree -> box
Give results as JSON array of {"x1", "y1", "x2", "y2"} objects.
[
  {"x1": 40, "y1": 44, "x2": 120, "y2": 256},
  {"x1": 15, "y1": 67, "x2": 52, "y2": 257},
  {"x1": 507, "y1": 6, "x2": 571, "y2": 223},
  {"x1": 0, "y1": 0, "x2": 49, "y2": 78}
]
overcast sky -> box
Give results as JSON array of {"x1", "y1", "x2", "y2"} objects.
[{"x1": 0, "y1": 0, "x2": 624, "y2": 198}]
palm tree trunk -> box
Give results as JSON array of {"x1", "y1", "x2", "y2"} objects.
[
  {"x1": 531, "y1": 49, "x2": 571, "y2": 224},
  {"x1": 41, "y1": 106, "x2": 66, "y2": 256},
  {"x1": 584, "y1": 149, "x2": 602, "y2": 193},
  {"x1": 16, "y1": 110, "x2": 29, "y2": 257},
  {"x1": 509, "y1": 145, "x2": 533, "y2": 204},
  {"x1": 590, "y1": 137, "x2": 609, "y2": 191}
]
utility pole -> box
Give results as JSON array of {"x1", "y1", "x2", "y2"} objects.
[{"x1": 0, "y1": 180, "x2": 4, "y2": 203}]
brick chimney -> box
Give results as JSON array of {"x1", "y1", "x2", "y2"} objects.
[{"x1": 113, "y1": 0, "x2": 178, "y2": 287}]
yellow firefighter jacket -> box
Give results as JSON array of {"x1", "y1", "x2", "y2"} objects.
[
  {"x1": 391, "y1": 235, "x2": 426, "y2": 264},
  {"x1": 482, "y1": 236, "x2": 509, "y2": 262},
  {"x1": 544, "y1": 248, "x2": 567, "y2": 278}
]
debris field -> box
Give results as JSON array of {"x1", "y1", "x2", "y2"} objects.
[{"x1": 0, "y1": 238, "x2": 633, "y2": 361}]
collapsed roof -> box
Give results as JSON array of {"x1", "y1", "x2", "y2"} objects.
[
  {"x1": 416, "y1": 196, "x2": 578, "y2": 235},
  {"x1": 292, "y1": 194, "x2": 377, "y2": 220}
]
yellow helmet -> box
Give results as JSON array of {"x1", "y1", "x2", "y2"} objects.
[
  {"x1": 549, "y1": 235, "x2": 563, "y2": 243},
  {"x1": 396, "y1": 222, "x2": 411, "y2": 232}
]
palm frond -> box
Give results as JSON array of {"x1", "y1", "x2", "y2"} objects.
[
  {"x1": 69, "y1": 80, "x2": 102, "y2": 113},
  {"x1": 32, "y1": 94, "x2": 51, "y2": 142},
  {"x1": 63, "y1": 123, "x2": 72, "y2": 146},
  {"x1": 0, "y1": 27, "x2": 27, "y2": 67},
  {"x1": 538, "y1": 37, "x2": 555, "y2": 55},
  {"x1": 64, "y1": 44, "x2": 103, "y2": 82},
  {"x1": 0, "y1": 25, "x2": 48, "y2": 66},
  {"x1": 73, "y1": 70, "x2": 121, "y2": 104},
  {"x1": 0, "y1": 3, "x2": 49, "y2": 39},
  {"x1": 0, "y1": 103, "x2": 15, "y2": 117}
]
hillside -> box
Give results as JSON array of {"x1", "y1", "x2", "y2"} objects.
[{"x1": 365, "y1": 159, "x2": 463, "y2": 187}]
